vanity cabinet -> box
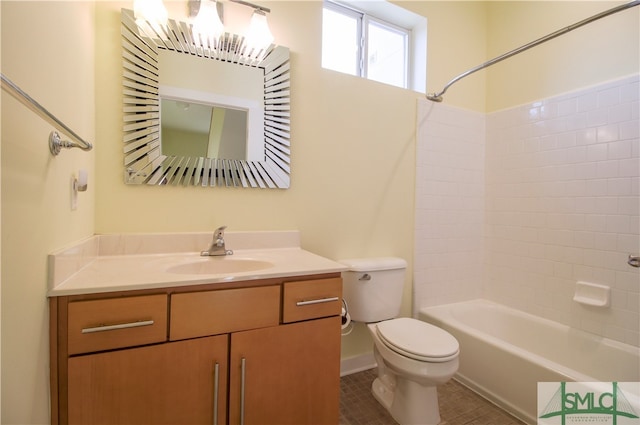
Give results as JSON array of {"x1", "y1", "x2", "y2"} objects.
[
  {"x1": 68, "y1": 335, "x2": 229, "y2": 424},
  {"x1": 50, "y1": 275, "x2": 342, "y2": 425},
  {"x1": 229, "y1": 317, "x2": 340, "y2": 425}
]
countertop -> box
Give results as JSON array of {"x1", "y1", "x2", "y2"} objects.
[{"x1": 48, "y1": 231, "x2": 347, "y2": 296}]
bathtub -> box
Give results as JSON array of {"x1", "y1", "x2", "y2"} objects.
[{"x1": 419, "y1": 299, "x2": 640, "y2": 424}]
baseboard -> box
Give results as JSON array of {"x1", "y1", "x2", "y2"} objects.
[{"x1": 340, "y1": 353, "x2": 377, "y2": 377}]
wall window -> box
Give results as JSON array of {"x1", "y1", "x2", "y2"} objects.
[
  {"x1": 322, "y1": 3, "x2": 361, "y2": 76},
  {"x1": 322, "y1": 0, "x2": 426, "y2": 92}
]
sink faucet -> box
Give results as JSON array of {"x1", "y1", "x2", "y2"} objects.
[{"x1": 201, "y1": 225, "x2": 234, "y2": 256}]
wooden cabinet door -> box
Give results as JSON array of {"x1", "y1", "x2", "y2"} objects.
[
  {"x1": 67, "y1": 335, "x2": 228, "y2": 425},
  {"x1": 229, "y1": 317, "x2": 341, "y2": 425}
]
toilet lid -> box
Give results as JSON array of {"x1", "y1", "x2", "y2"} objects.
[{"x1": 376, "y1": 318, "x2": 459, "y2": 362}]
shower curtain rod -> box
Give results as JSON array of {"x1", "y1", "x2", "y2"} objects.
[
  {"x1": 427, "y1": 0, "x2": 640, "y2": 102},
  {"x1": 1, "y1": 73, "x2": 93, "y2": 155}
]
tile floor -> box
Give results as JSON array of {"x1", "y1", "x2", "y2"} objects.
[{"x1": 339, "y1": 368, "x2": 525, "y2": 425}]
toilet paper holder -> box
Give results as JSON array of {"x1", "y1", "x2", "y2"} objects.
[{"x1": 341, "y1": 299, "x2": 353, "y2": 335}]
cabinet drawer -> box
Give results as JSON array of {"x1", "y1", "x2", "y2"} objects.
[
  {"x1": 283, "y1": 278, "x2": 342, "y2": 323},
  {"x1": 170, "y1": 285, "x2": 281, "y2": 341},
  {"x1": 67, "y1": 294, "x2": 168, "y2": 355}
]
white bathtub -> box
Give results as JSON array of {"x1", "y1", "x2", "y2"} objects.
[{"x1": 419, "y1": 299, "x2": 640, "y2": 424}]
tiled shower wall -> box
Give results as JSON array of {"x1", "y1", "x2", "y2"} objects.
[
  {"x1": 414, "y1": 100, "x2": 486, "y2": 309},
  {"x1": 414, "y1": 75, "x2": 640, "y2": 347},
  {"x1": 485, "y1": 75, "x2": 639, "y2": 346}
]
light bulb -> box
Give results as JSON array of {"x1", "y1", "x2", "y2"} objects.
[
  {"x1": 133, "y1": 0, "x2": 168, "y2": 32},
  {"x1": 192, "y1": 0, "x2": 225, "y2": 46},
  {"x1": 244, "y1": 10, "x2": 274, "y2": 55}
]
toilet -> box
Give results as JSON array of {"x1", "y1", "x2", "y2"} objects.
[{"x1": 340, "y1": 257, "x2": 459, "y2": 425}]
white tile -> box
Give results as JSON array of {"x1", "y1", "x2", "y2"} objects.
[
  {"x1": 607, "y1": 215, "x2": 630, "y2": 234},
  {"x1": 577, "y1": 92, "x2": 598, "y2": 112},
  {"x1": 587, "y1": 108, "x2": 609, "y2": 127},
  {"x1": 585, "y1": 180, "x2": 608, "y2": 197},
  {"x1": 596, "y1": 124, "x2": 620, "y2": 144},
  {"x1": 618, "y1": 197, "x2": 640, "y2": 215},
  {"x1": 558, "y1": 98, "x2": 577, "y2": 116},
  {"x1": 586, "y1": 144, "x2": 608, "y2": 162},
  {"x1": 621, "y1": 80, "x2": 640, "y2": 102},
  {"x1": 619, "y1": 120, "x2": 640, "y2": 140},
  {"x1": 594, "y1": 197, "x2": 619, "y2": 215},
  {"x1": 617, "y1": 234, "x2": 640, "y2": 252},
  {"x1": 576, "y1": 127, "x2": 597, "y2": 145},
  {"x1": 596, "y1": 160, "x2": 619, "y2": 179},
  {"x1": 608, "y1": 140, "x2": 633, "y2": 160},
  {"x1": 598, "y1": 86, "x2": 621, "y2": 108},
  {"x1": 416, "y1": 75, "x2": 640, "y2": 348},
  {"x1": 608, "y1": 103, "x2": 633, "y2": 124},
  {"x1": 607, "y1": 178, "x2": 632, "y2": 196},
  {"x1": 593, "y1": 232, "x2": 618, "y2": 251}
]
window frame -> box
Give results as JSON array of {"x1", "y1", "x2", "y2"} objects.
[
  {"x1": 363, "y1": 15, "x2": 410, "y2": 89},
  {"x1": 322, "y1": 1, "x2": 364, "y2": 77},
  {"x1": 323, "y1": 0, "x2": 412, "y2": 90}
]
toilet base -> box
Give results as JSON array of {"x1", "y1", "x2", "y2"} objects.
[
  {"x1": 366, "y1": 321, "x2": 458, "y2": 425},
  {"x1": 372, "y1": 377, "x2": 394, "y2": 410},
  {"x1": 371, "y1": 372, "x2": 441, "y2": 425}
]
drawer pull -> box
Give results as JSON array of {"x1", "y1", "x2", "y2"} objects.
[
  {"x1": 81, "y1": 320, "x2": 155, "y2": 334},
  {"x1": 240, "y1": 357, "x2": 246, "y2": 425},
  {"x1": 296, "y1": 297, "x2": 339, "y2": 307},
  {"x1": 213, "y1": 362, "x2": 219, "y2": 425}
]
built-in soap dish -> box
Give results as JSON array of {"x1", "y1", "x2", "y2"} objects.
[{"x1": 573, "y1": 281, "x2": 610, "y2": 307}]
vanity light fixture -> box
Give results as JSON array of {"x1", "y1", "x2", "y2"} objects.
[
  {"x1": 244, "y1": 9, "x2": 274, "y2": 54},
  {"x1": 136, "y1": 0, "x2": 274, "y2": 55},
  {"x1": 230, "y1": 0, "x2": 274, "y2": 56},
  {"x1": 191, "y1": 0, "x2": 225, "y2": 45},
  {"x1": 133, "y1": 0, "x2": 168, "y2": 31}
]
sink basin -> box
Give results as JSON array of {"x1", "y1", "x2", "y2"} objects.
[{"x1": 166, "y1": 258, "x2": 274, "y2": 275}]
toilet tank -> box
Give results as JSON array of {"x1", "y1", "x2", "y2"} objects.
[{"x1": 340, "y1": 257, "x2": 407, "y2": 323}]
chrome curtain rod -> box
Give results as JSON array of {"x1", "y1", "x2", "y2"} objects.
[
  {"x1": 1, "y1": 73, "x2": 93, "y2": 155},
  {"x1": 427, "y1": 0, "x2": 640, "y2": 102}
]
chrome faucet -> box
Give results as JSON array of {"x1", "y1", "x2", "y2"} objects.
[{"x1": 201, "y1": 225, "x2": 234, "y2": 256}]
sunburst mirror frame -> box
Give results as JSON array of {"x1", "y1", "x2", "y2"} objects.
[{"x1": 121, "y1": 8, "x2": 291, "y2": 188}]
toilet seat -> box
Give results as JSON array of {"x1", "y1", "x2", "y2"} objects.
[{"x1": 376, "y1": 318, "x2": 459, "y2": 363}]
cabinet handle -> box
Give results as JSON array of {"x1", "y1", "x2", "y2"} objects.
[
  {"x1": 296, "y1": 297, "x2": 339, "y2": 306},
  {"x1": 213, "y1": 362, "x2": 219, "y2": 425},
  {"x1": 240, "y1": 357, "x2": 246, "y2": 425},
  {"x1": 80, "y1": 320, "x2": 154, "y2": 334}
]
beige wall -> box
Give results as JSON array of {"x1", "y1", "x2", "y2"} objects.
[
  {"x1": 400, "y1": 1, "x2": 489, "y2": 110},
  {"x1": 486, "y1": 1, "x2": 640, "y2": 112},
  {"x1": 1, "y1": 0, "x2": 637, "y2": 422},
  {"x1": 1, "y1": 2, "x2": 96, "y2": 423},
  {"x1": 92, "y1": 1, "x2": 488, "y2": 363}
]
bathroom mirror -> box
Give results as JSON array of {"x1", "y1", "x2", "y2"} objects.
[
  {"x1": 121, "y1": 8, "x2": 291, "y2": 188},
  {"x1": 160, "y1": 99, "x2": 248, "y2": 159}
]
